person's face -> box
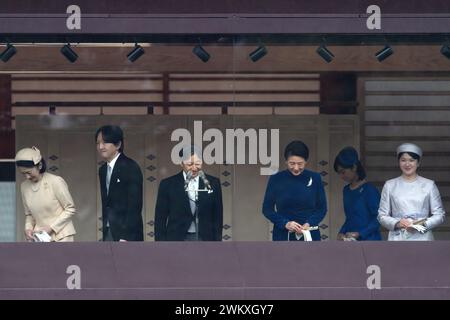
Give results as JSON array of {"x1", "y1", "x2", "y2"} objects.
[
  {"x1": 286, "y1": 156, "x2": 307, "y2": 176},
  {"x1": 399, "y1": 153, "x2": 419, "y2": 177},
  {"x1": 336, "y1": 165, "x2": 358, "y2": 183},
  {"x1": 96, "y1": 133, "x2": 120, "y2": 162},
  {"x1": 181, "y1": 154, "x2": 203, "y2": 178},
  {"x1": 18, "y1": 166, "x2": 41, "y2": 183}
]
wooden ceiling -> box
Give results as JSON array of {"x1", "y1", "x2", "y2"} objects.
[{"x1": 1, "y1": 45, "x2": 449, "y2": 73}]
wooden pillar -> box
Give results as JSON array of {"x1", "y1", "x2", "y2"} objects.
[
  {"x1": 0, "y1": 74, "x2": 14, "y2": 159},
  {"x1": 320, "y1": 73, "x2": 357, "y2": 115}
]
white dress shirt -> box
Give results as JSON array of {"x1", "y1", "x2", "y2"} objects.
[{"x1": 183, "y1": 171, "x2": 199, "y2": 233}]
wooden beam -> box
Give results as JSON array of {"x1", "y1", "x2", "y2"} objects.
[
  {"x1": 1, "y1": 46, "x2": 449, "y2": 73},
  {"x1": 0, "y1": 75, "x2": 14, "y2": 159}
]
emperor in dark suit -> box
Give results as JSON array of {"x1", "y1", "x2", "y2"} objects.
[
  {"x1": 96, "y1": 125, "x2": 144, "y2": 241},
  {"x1": 155, "y1": 146, "x2": 223, "y2": 241}
]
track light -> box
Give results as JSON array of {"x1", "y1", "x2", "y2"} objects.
[
  {"x1": 441, "y1": 44, "x2": 450, "y2": 59},
  {"x1": 0, "y1": 44, "x2": 17, "y2": 62},
  {"x1": 60, "y1": 44, "x2": 78, "y2": 63},
  {"x1": 249, "y1": 46, "x2": 267, "y2": 62},
  {"x1": 127, "y1": 44, "x2": 145, "y2": 62},
  {"x1": 316, "y1": 45, "x2": 334, "y2": 63},
  {"x1": 192, "y1": 45, "x2": 210, "y2": 62},
  {"x1": 375, "y1": 45, "x2": 394, "y2": 62}
]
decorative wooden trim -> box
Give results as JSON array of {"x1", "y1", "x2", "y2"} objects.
[
  {"x1": 163, "y1": 73, "x2": 169, "y2": 115},
  {"x1": 12, "y1": 76, "x2": 164, "y2": 81},
  {"x1": 366, "y1": 136, "x2": 450, "y2": 141},
  {"x1": 13, "y1": 102, "x2": 161, "y2": 107},
  {"x1": 365, "y1": 121, "x2": 450, "y2": 126},
  {"x1": 169, "y1": 90, "x2": 320, "y2": 94},
  {"x1": 357, "y1": 77, "x2": 367, "y2": 166},
  {"x1": 356, "y1": 73, "x2": 450, "y2": 79},
  {"x1": 169, "y1": 102, "x2": 320, "y2": 107},
  {"x1": 14, "y1": 101, "x2": 321, "y2": 108},
  {"x1": 12, "y1": 90, "x2": 164, "y2": 94},
  {"x1": 366, "y1": 91, "x2": 450, "y2": 96},
  {"x1": 169, "y1": 77, "x2": 321, "y2": 81},
  {"x1": 365, "y1": 106, "x2": 450, "y2": 111}
]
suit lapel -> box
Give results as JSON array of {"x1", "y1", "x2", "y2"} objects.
[
  {"x1": 177, "y1": 171, "x2": 195, "y2": 216},
  {"x1": 99, "y1": 164, "x2": 107, "y2": 200},
  {"x1": 107, "y1": 153, "x2": 123, "y2": 200},
  {"x1": 198, "y1": 177, "x2": 206, "y2": 213}
]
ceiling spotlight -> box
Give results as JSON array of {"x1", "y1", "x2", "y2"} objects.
[
  {"x1": 249, "y1": 46, "x2": 267, "y2": 62},
  {"x1": 127, "y1": 44, "x2": 145, "y2": 62},
  {"x1": 0, "y1": 44, "x2": 17, "y2": 62},
  {"x1": 375, "y1": 45, "x2": 394, "y2": 62},
  {"x1": 316, "y1": 45, "x2": 334, "y2": 63},
  {"x1": 60, "y1": 44, "x2": 78, "y2": 63},
  {"x1": 192, "y1": 45, "x2": 210, "y2": 62},
  {"x1": 441, "y1": 44, "x2": 450, "y2": 59}
]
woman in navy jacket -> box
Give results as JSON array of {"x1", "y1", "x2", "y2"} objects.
[
  {"x1": 262, "y1": 140, "x2": 327, "y2": 241},
  {"x1": 334, "y1": 147, "x2": 381, "y2": 241}
]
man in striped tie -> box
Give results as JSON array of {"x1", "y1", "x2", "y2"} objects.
[{"x1": 96, "y1": 125, "x2": 144, "y2": 241}]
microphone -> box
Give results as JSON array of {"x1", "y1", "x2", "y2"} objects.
[
  {"x1": 184, "y1": 170, "x2": 193, "y2": 191},
  {"x1": 198, "y1": 170, "x2": 211, "y2": 190}
]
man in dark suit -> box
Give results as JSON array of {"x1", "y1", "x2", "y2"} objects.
[
  {"x1": 155, "y1": 145, "x2": 223, "y2": 241},
  {"x1": 96, "y1": 125, "x2": 143, "y2": 241}
]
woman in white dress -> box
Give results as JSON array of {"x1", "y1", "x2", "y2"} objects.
[
  {"x1": 378, "y1": 143, "x2": 445, "y2": 240},
  {"x1": 15, "y1": 147, "x2": 77, "y2": 242}
]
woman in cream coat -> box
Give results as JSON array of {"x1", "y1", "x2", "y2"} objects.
[
  {"x1": 378, "y1": 143, "x2": 445, "y2": 240},
  {"x1": 15, "y1": 147, "x2": 76, "y2": 242}
]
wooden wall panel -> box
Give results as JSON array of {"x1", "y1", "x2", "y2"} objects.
[{"x1": 0, "y1": 75, "x2": 13, "y2": 159}]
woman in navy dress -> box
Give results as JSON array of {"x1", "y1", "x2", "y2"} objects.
[
  {"x1": 334, "y1": 147, "x2": 381, "y2": 241},
  {"x1": 262, "y1": 140, "x2": 327, "y2": 241}
]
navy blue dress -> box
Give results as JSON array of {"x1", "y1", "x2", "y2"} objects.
[
  {"x1": 262, "y1": 169, "x2": 327, "y2": 241},
  {"x1": 340, "y1": 182, "x2": 382, "y2": 240}
]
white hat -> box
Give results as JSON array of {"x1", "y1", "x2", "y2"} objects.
[
  {"x1": 15, "y1": 146, "x2": 42, "y2": 165},
  {"x1": 396, "y1": 143, "x2": 422, "y2": 158}
]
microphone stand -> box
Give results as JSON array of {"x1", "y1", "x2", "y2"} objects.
[{"x1": 194, "y1": 186, "x2": 212, "y2": 241}]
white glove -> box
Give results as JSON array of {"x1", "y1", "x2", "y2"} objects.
[{"x1": 409, "y1": 224, "x2": 427, "y2": 234}]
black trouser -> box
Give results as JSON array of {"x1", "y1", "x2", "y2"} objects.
[
  {"x1": 184, "y1": 232, "x2": 202, "y2": 241},
  {"x1": 104, "y1": 226, "x2": 114, "y2": 241}
]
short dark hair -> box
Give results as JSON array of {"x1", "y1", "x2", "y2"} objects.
[
  {"x1": 16, "y1": 158, "x2": 47, "y2": 174},
  {"x1": 284, "y1": 140, "x2": 309, "y2": 161},
  {"x1": 95, "y1": 125, "x2": 124, "y2": 152},
  {"x1": 398, "y1": 151, "x2": 420, "y2": 162}
]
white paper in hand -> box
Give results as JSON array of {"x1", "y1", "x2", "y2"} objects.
[
  {"x1": 294, "y1": 226, "x2": 318, "y2": 241},
  {"x1": 33, "y1": 231, "x2": 52, "y2": 242},
  {"x1": 295, "y1": 230, "x2": 313, "y2": 241}
]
